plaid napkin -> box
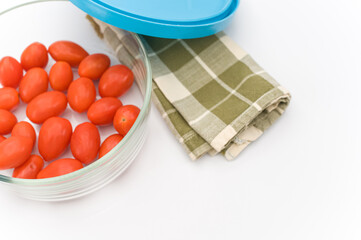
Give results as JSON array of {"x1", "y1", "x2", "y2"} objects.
[{"x1": 88, "y1": 16, "x2": 291, "y2": 160}]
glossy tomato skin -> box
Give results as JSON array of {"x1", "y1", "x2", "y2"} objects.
[
  {"x1": 70, "y1": 122, "x2": 100, "y2": 164},
  {"x1": 99, "y1": 65, "x2": 134, "y2": 98},
  {"x1": 20, "y1": 42, "x2": 48, "y2": 71},
  {"x1": 11, "y1": 121, "x2": 36, "y2": 147},
  {"x1": 49, "y1": 61, "x2": 73, "y2": 91},
  {"x1": 0, "y1": 136, "x2": 5, "y2": 143},
  {"x1": 99, "y1": 134, "x2": 123, "y2": 158},
  {"x1": 68, "y1": 77, "x2": 96, "y2": 113},
  {"x1": 0, "y1": 87, "x2": 19, "y2": 111},
  {"x1": 0, "y1": 136, "x2": 33, "y2": 170},
  {"x1": 38, "y1": 117, "x2": 72, "y2": 161},
  {"x1": 12, "y1": 155, "x2": 44, "y2": 179},
  {"x1": 0, "y1": 109, "x2": 17, "y2": 135},
  {"x1": 113, "y1": 105, "x2": 140, "y2": 136},
  {"x1": 37, "y1": 158, "x2": 83, "y2": 179},
  {"x1": 78, "y1": 53, "x2": 110, "y2": 80},
  {"x1": 0, "y1": 56, "x2": 23, "y2": 88},
  {"x1": 19, "y1": 67, "x2": 48, "y2": 103},
  {"x1": 87, "y1": 97, "x2": 123, "y2": 125},
  {"x1": 48, "y1": 41, "x2": 88, "y2": 67},
  {"x1": 26, "y1": 91, "x2": 67, "y2": 124}
]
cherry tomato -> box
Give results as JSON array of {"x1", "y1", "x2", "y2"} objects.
[
  {"x1": 0, "y1": 109, "x2": 17, "y2": 135},
  {"x1": 38, "y1": 117, "x2": 72, "y2": 161},
  {"x1": 26, "y1": 91, "x2": 67, "y2": 124},
  {"x1": 0, "y1": 87, "x2": 19, "y2": 111},
  {"x1": 20, "y1": 42, "x2": 48, "y2": 71},
  {"x1": 48, "y1": 41, "x2": 88, "y2": 67},
  {"x1": 87, "y1": 97, "x2": 123, "y2": 125},
  {"x1": 99, "y1": 65, "x2": 134, "y2": 98},
  {"x1": 12, "y1": 155, "x2": 44, "y2": 179},
  {"x1": 0, "y1": 56, "x2": 23, "y2": 88},
  {"x1": 19, "y1": 67, "x2": 48, "y2": 103},
  {"x1": 0, "y1": 136, "x2": 5, "y2": 143},
  {"x1": 99, "y1": 134, "x2": 123, "y2": 158},
  {"x1": 113, "y1": 105, "x2": 140, "y2": 136},
  {"x1": 68, "y1": 77, "x2": 96, "y2": 113},
  {"x1": 0, "y1": 136, "x2": 33, "y2": 170},
  {"x1": 70, "y1": 122, "x2": 100, "y2": 164},
  {"x1": 11, "y1": 121, "x2": 36, "y2": 147},
  {"x1": 37, "y1": 158, "x2": 83, "y2": 179},
  {"x1": 78, "y1": 53, "x2": 110, "y2": 80},
  {"x1": 49, "y1": 61, "x2": 73, "y2": 91}
]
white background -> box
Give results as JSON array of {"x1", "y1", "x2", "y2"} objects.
[{"x1": 1, "y1": 0, "x2": 361, "y2": 239}]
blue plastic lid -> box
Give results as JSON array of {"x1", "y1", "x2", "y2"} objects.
[{"x1": 70, "y1": 0, "x2": 239, "y2": 39}]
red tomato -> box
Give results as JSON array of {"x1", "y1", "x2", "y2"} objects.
[
  {"x1": 0, "y1": 109, "x2": 17, "y2": 135},
  {"x1": 37, "y1": 158, "x2": 83, "y2": 179},
  {"x1": 0, "y1": 136, "x2": 5, "y2": 143},
  {"x1": 87, "y1": 97, "x2": 123, "y2": 125},
  {"x1": 11, "y1": 121, "x2": 36, "y2": 147},
  {"x1": 0, "y1": 87, "x2": 19, "y2": 111},
  {"x1": 99, "y1": 134, "x2": 123, "y2": 158},
  {"x1": 113, "y1": 105, "x2": 140, "y2": 136},
  {"x1": 0, "y1": 136, "x2": 33, "y2": 170},
  {"x1": 49, "y1": 61, "x2": 73, "y2": 91},
  {"x1": 12, "y1": 155, "x2": 44, "y2": 179},
  {"x1": 19, "y1": 67, "x2": 48, "y2": 103},
  {"x1": 20, "y1": 42, "x2": 48, "y2": 71},
  {"x1": 67, "y1": 77, "x2": 96, "y2": 113},
  {"x1": 26, "y1": 91, "x2": 67, "y2": 124},
  {"x1": 99, "y1": 65, "x2": 134, "y2": 98},
  {"x1": 70, "y1": 122, "x2": 100, "y2": 164},
  {"x1": 38, "y1": 117, "x2": 72, "y2": 161},
  {"x1": 48, "y1": 41, "x2": 88, "y2": 67},
  {"x1": 0, "y1": 56, "x2": 23, "y2": 88},
  {"x1": 78, "y1": 53, "x2": 110, "y2": 80}
]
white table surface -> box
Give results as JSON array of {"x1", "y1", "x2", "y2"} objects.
[{"x1": 1, "y1": 0, "x2": 361, "y2": 239}]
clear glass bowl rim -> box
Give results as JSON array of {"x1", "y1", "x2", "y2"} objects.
[{"x1": 0, "y1": 0, "x2": 153, "y2": 186}]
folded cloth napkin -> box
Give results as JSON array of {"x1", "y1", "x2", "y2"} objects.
[{"x1": 88, "y1": 16, "x2": 291, "y2": 160}]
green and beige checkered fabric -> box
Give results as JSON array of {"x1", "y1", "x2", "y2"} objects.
[{"x1": 88, "y1": 16, "x2": 291, "y2": 160}]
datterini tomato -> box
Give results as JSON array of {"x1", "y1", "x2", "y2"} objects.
[
  {"x1": 11, "y1": 121, "x2": 36, "y2": 147},
  {"x1": 48, "y1": 41, "x2": 88, "y2": 67},
  {"x1": 0, "y1": 39, "x2": 141, "y2": 180},
  {"x1": 70, "y1": 122, "x2": 100, "y2": 164},
  {"x1": 0, "y1": 136, "x2": 33, "y2": 170},
  {"x1": 19, "y1": 67, "x2": 48, "y2": 103},
  {"x1": 0, "y1": 56, "x2": 23, "y2": 88},
  {"x1": 67, "y1": 77, "x2": 96, "y2": 113},
  {"x1": 87, "y1": 97, "x2": 123, "y2": 125},
  {"x1": 49, "y1": 61, "x2": 73, "y2": 91},
  {"x1": 99, "y1": 65, "x2": 134, "y2": 98},
  {"x1": 20, "y1": 42, "x2": 48, "y2": 71},
  {"x1": 38, "y1": 117, "x2": 72, "y2": 161},
  {"x1": 78, "y1": 53, "x2": 110, "y2": 80},
  {"x1": 12, "y1": 155, "x2": 44, "y2": 179},
  {"x1": 0, "y1": 109, "x2": 17, "y2": 135},
  {"x1": 37, "y1": 158, "x2": 83, "y2": 179},
  {"x1": 99, "y1": 134, "x2": 123, "y2": 158},
  {"x1": 26, "y1": 91, "x2": 67, "y2": 124},
  {"x1": 0, "y1": 87, "x2": 19, "y2": 111},
  {"x1": 113, "y1": 105, "x2": 140, "y2": 136}
]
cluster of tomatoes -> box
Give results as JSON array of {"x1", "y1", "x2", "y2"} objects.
[{"x1": 0, "y1": 41, "x2": 140, "y2": 179}]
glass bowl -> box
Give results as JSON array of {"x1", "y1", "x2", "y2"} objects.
[{"x1": 0, "y1": 0, "x2": 152, "y2": 201}]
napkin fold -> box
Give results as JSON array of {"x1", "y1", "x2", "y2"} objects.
[{"x1": 88, "y1": 16, "x2": 291, "y2": 160}]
